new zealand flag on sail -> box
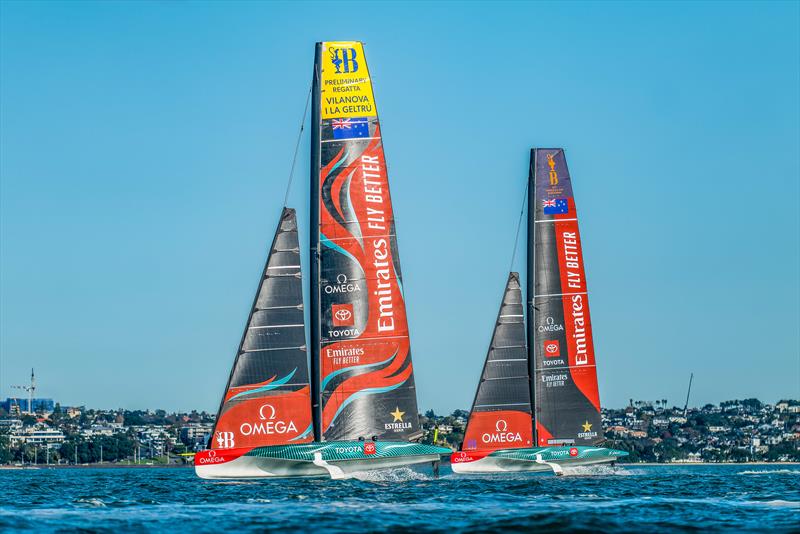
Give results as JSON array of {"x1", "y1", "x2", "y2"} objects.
[
  {"x1": 543, "y1": 198, "x2": 569, "y2": 215},
  {"x1": 332, "y1": 117, "x2": 370, "y2": 140}
]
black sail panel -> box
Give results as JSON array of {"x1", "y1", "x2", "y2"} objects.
[
  {"x1": 311, "y1": 41, "x2": 421, "y2": 442},
  {"x1": 211, "y1": 208, "x2": 313, "y2": 450},
  {"x1": 462, "y1": 273, "x2": 533, "y2": 451},
  {"x1": 529, "y1": 149, "x2": 602, "y2": 446}
]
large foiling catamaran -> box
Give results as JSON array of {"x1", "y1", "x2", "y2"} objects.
[
  {"x1": 195, "y1": 41, "x2": 449, "y2": 479},
  {"x1": 450, "y1": 149, "x2": 627, "y2": 474}
]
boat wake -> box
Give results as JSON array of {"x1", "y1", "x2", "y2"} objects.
[
  {"x1": 73, "y1": 498, "x2": 107, "y2": 507},
  {"x1": 737, "y1": 469, "x2": 800, "y2": 476},
  {"x1": 349, "y1": 467, "x2": 430, "y2": 483},
  {"x1": 561, "y1": 465, "x2": 640, "y2": 477}
]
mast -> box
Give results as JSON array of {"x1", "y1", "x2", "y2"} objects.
[
  {"x1": 683, "y1": 373, "x2": 694, "y2": 417},
  {"x1": 526, "y1": 149, "x2": 537, "y2": 443},
  {"x1": 310, "y1": 42, "x2": 323, "y2": 441}
]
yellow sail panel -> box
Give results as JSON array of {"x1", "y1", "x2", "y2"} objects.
[{"x1": 320, "y1": 41, "x2": 377, "y2": 119}]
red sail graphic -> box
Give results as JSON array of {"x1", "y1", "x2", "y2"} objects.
[
  {"x1": 463, "y1": 410, "x2": 533, "y2": 452},
  {"x1": 312, "y1": 42, "x2": 420, "y2": 442}
]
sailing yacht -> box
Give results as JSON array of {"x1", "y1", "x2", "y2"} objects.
[
  {"x1": 195, "y1": 42, "x2": 450, "y2": 479},
  {"x1": 451, "y1": 149, "x2": 628, "y2": 474}
]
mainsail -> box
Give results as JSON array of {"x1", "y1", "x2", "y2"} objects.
[
  {"x1": 310, "y1": 41, "x2": 421, "y2": 442},
  {"x1": 211, "y1": 208, "x2": 313, "y2": 449},
  {"x1": 527, "y1": 148, "x2": 602, "y2": 446},
  {"x1": 462, "y1": 273, "x2": 533, "y2": 451}
]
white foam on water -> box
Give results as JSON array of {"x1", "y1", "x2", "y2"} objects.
[
  {"x1": 245, "y1": 498, "x2": 272, "y2": 504},
  {"x1": 350, "y1": 467, "x2": 430, "y2": 483},
  {"x1": 743, "y1": 500, "x2": 800, "y2": 509},
  {"x1": 738, "y1": 469, "x2": 800, "y2": 476},
  {"x1": 561, "y1": 464, "x2": 640, "y2": 477},
  {"x1": 73, "y1": 498, "x2": 107, "y2": 507}
]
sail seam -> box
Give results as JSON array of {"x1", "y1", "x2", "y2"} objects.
[
  {"x1": 534, "y1": 291, "x2": 587, "y2": 298},
  {"x1": 248, "y1": 324, "x2": 304, "y2": 329},
  {"x1": 474, "y1": 403, "x2": 529, "y2": 408},
  {"x1": 321, "y1": 136, "x2": 381, "y2": 143},
  {"x1": 241, "y1": 346, "x2": 306, "y2": 353}
]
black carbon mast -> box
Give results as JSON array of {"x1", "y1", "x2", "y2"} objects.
[
  {"x1": 309, "y1": 43, "x2": 323, "y2": 441},
  {"x1": 526, "y1": 149, "x2": 538, "y2": 444}
]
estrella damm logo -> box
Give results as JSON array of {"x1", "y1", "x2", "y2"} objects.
[{"x1": 329, "y1": 47, "x2": 359, "y2": 74}]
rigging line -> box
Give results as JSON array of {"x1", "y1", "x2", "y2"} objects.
[
  {"x1": 508, "y1": 179, "x2": 529, "y2": 274},
  {"x1": 282, "y1": 79, "x2": 314, "y2": 208}
]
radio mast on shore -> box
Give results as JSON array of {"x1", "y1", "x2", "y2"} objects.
[
  {"x1": 11, "y1": 368, "x2": 36, "y2": 415},
  {"x1": 683, "y1": 373, "x2": 694, "y2": 417}
]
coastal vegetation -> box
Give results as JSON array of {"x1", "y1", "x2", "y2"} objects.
[{"x1": 1, "y1": 399, "x2": 797, "y2": 465}]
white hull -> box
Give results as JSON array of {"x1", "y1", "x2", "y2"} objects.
[
  {"x1": 451, "y1": 453, "x2": 618, "y2": 474},
  {"x1": 196, "y1": 452, "x2": 442, "y2": 480}
]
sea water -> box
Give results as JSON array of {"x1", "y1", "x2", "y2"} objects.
[{"x1": 1, "y1": 464, "x2": 798, "y2": 532}]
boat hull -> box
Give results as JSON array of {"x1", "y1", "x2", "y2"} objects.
[
  {"x1": 450, "y1": 446, "x2": 628, "y2": 474},
  {"x1": 195, "y1": 441, "x2": 450, "y2": 479}
]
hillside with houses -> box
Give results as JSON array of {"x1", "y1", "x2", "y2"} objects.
[{"x1": 0, "y1": 399, "x2": 798, "y2": 465}]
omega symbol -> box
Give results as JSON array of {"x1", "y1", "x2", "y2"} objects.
[{"x1": 258, "y1": 404, "x2": 276, "y2": 420}]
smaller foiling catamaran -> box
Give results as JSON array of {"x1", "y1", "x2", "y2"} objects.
[
  {"x1": 195, "y1": 41, "x2": 449, "y2": 479},
  {"x1": 450, "y1": 149, "x2": 627, "y2": 475}
]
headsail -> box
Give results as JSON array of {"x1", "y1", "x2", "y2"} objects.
[
  {"x1": 310, "y1": 41, "x2": 420, "y2": 442},
  {"x1": 211, "y1": 208, "x2": 313, "y2": 449},
  {"x1": 462, "y1": 273, "x2": 533, "y2": 451},
  {"x1": 527, "y1": 148, "x2": 602, "y2": 446}
]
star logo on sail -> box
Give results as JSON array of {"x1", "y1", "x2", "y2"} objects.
[
  {"x1": 385, "y1": 406, "x2": 412, "y2": 432},
  {"x1": 332, "y1": 117, "x2": 370, "y2": 140},
  {"x1": 578, "y1": 420, "x2": 598, "y2": 439},
  {"x1": 390, "y1": 407, "x2": 405, "y2": 422}
]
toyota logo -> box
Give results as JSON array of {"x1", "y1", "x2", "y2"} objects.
[
  {"x1": 495, "y1": 419, "x2": 508, "y2": 432},
  {"x1": 546, "y1": 343, "x2": 558, "y2": 354},
  {"x1": 334, "y1": 309, "x2": 352, "y2": 321}
]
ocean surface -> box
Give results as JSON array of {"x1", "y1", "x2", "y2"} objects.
[{"x1": 1, "y1": 464, "x2": 798, "y2": 532}]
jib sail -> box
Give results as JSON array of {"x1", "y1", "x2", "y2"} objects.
[
  {"x1": 462, "y1": 273, "x2": 533, "y2": 451},
  {"x1": 527, "y1": 148, "x2": 602, "y2": 446},
  {"x1": 211, "y1": 208, "x2": 313, "y2": 449},
  {"x1": 310, "y1": 41, "x2": 421, "y2": 442}
]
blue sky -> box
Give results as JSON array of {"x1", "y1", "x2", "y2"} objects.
[{"x1": 1, "y1": 1, "x2": 798, "y2": 413}]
